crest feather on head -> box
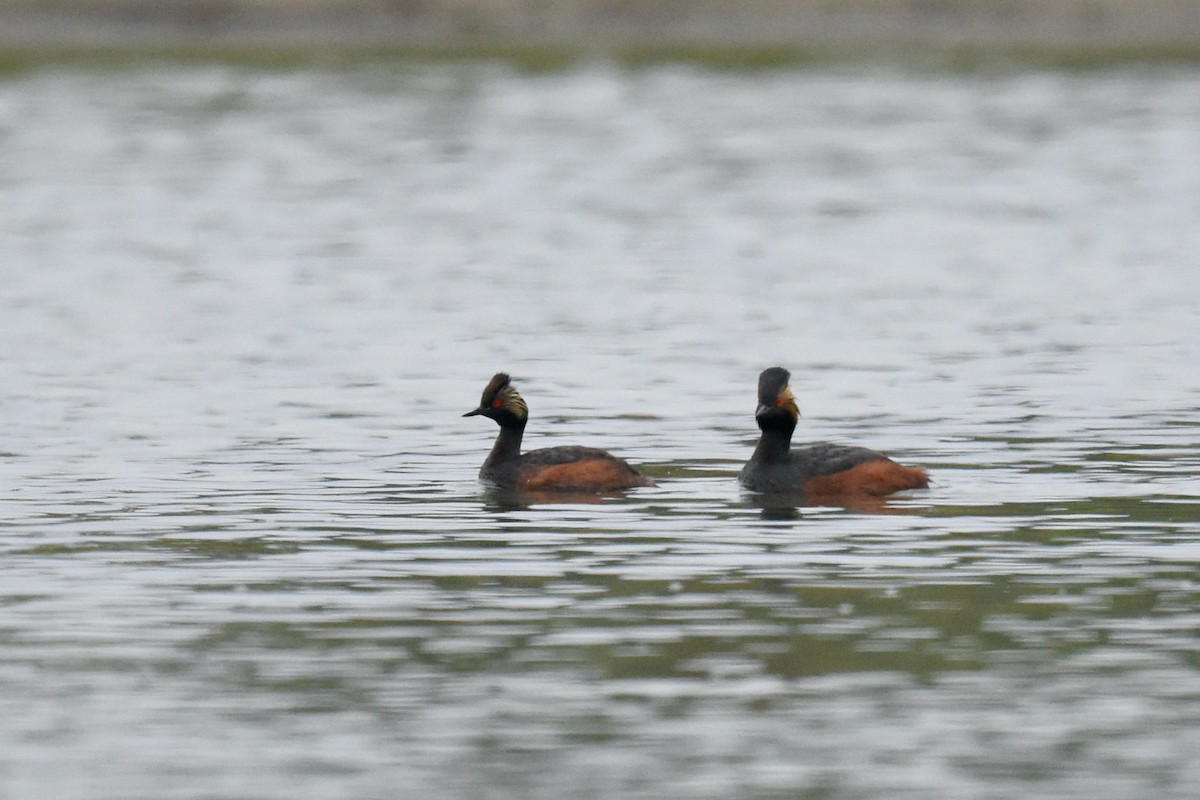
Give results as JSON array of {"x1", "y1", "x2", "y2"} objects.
[
  {"x1": 481, "y1": 372, "x2": 512, "y2": 405},
  {"x1": 757, "y1": 367, "x2": 791, "y2": 406}
]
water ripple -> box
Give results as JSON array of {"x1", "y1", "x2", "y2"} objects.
[{"x1": 2, "y1": 62, "x2": 1199, "y2": 800}]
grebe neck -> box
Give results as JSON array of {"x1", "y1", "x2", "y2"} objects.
[
  {"x1": 750, "y1": 425, "x2": 793, "y2": 463},
  {"x1": 482, "y1": 423, "x2": 525, "y2": 471}
]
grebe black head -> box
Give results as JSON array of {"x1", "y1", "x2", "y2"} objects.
[
  {"x1": 463, "y1": 372, "x2": 528, "y2": 430},
  {"x1": 754, "y1": 366, "x2": 799, "y2": 433}
]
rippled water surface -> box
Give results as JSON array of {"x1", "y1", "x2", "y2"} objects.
[{"x1": 2, "y1": 61, "x2": 1199, "y2": 799}]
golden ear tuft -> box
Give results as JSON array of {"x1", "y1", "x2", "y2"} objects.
[{"x1": 502, "y1": 385, "x2": 529, "y2": 420}]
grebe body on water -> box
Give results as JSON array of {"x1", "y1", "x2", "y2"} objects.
[
  {"x1": 464, "y1": 373, "x2": 652, "y2": 493},
  {"x1": 739, "y1": 367, "x2": 928, "y2": 500}
]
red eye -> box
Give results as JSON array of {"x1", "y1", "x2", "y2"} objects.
[
  {"x1": 775, "y1": 396, "x2": 786, "y2": 407},
  {"x1": 491, "y1": 398, "x2": 502, "y2": 409}
]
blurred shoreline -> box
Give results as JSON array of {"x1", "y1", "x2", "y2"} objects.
[{"x1": 3, "y1": 0, "x2": 1200, "y2": 66}]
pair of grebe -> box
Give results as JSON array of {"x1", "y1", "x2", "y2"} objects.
[{"x1": 464, "y1": 368, "x2": 928, "y2": 501}]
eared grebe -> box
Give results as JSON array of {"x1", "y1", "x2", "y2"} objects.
[
  {"x1": 464, "y1": 373, "x2": 653, "y2": 492},
  {"x1": 739, "y1": 367, "x2": 928, "y2": 500}
]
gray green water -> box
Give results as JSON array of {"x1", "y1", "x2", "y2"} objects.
[{"x1": 2, "y1": 61, "x2": 1199, "y2": 799}]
